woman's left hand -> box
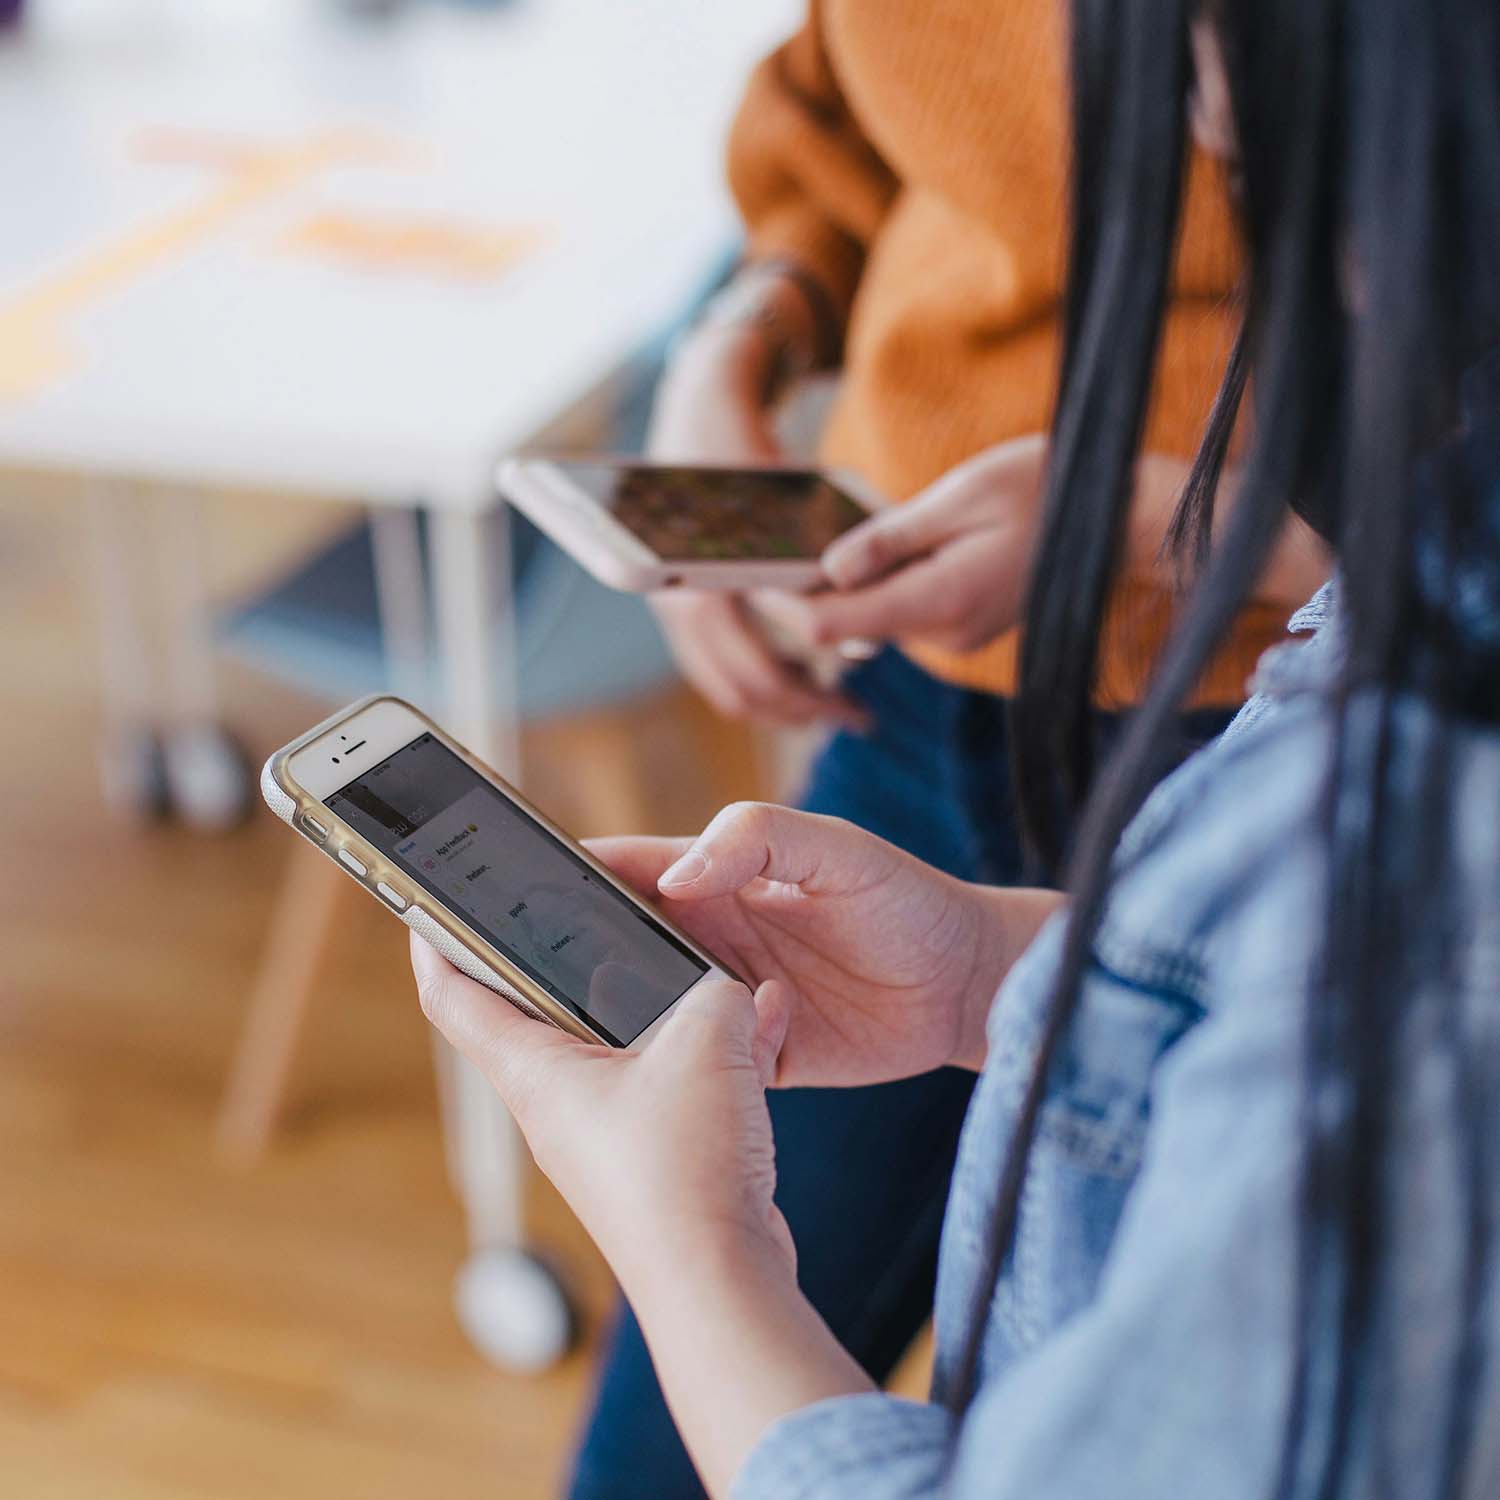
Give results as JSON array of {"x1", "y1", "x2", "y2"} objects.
[
  {"x1": 757, "y1": 433, "x2": 1049, "y2": 655},
  {"x1": 411, "y1": 935, "x2": 797, "y2": 1287},
  {"x1": 767, "y1": 435, "x2": 1332, "y2": 657}
]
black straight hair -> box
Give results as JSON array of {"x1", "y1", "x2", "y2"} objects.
[{"x1": 954, "y1": 3, "x2": 1500, "y2": 1497}]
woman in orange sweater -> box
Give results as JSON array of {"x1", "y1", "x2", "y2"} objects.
[{"x1": 571, "y1": 5, "x2": 1325, "y2": 1496}]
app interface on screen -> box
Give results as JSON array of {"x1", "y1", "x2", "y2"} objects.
[
  {"x1": 561, "y1": 462, "x2": 868, "y2": 561},
  {"x1": 327, "y1": 734, "x2": 706, "y2": 1046}
]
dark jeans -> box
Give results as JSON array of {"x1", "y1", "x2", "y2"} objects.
[{"x1": 566, "y1": 650, "x2": 1232, "y2": 1500}]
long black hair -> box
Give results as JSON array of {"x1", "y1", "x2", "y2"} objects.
[{"x1": 959, "y1": 2, "x2": 1500, "y2": 1496}]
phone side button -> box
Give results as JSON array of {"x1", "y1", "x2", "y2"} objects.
[
  {"x1": 376, "y1": 882, "x2": 409, "y2": 911},
  {"x1": 337, "y1": 849, "x2": 368, "y2": 878}
]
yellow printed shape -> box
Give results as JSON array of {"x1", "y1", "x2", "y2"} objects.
[
  {"x1": 282, "y1": 212, "x2": 551, "y2": 282},
  {"x1": 0, "y1": 128, "x2": 397, "y2": 402}
]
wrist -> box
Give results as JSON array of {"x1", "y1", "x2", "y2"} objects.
[
  {"x1": 613, "y1": 1208, "x2": 795, "y2": 1337},
  {"x1": 685, "y1": 262, "x2": 834, "y2": 393},
  {"x1": 750, "y1": 258, "x2": 842, "y2": 370},
  {"x1": 617, "y1": 1206, "x2": 872, "y2": 1499},
  {"x1": 668, "y1": 316, "x2": 781, "y2": 383},
  {"x1": 952, "y1": 885, "x2": 1069, "y2": 1070}
]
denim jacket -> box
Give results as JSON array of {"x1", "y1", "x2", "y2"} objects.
[{"x1": 735, "y1": 586, "x2": 1500, "y2": 1499}]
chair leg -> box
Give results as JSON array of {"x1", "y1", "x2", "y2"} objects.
[
  {"x1": 153, "y1": 487, "x2": 219, "y2": 731},
  {"x1": 216, "y1": 850, "x2": 345, "y2": 1163}
]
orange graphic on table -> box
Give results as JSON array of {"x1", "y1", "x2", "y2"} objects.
[
  {"x1": 0, "y1": 127, "x2": 545, "y2": 401},
  {"x1": 282, "y1": 212, "x2": 548, "y2": 281}
]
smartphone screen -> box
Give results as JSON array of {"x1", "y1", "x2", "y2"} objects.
[
  {"x1": 326, "y1": 734, "x2": 707, "y2": 1046},
  {"x1": 557, "y1": 461, "x2": 869, "y2": 561}
]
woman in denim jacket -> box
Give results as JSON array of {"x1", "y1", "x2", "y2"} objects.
[{"x1": 412, "y1": 2, "x2": 1499, "y2": 1497}]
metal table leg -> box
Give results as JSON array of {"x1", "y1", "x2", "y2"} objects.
[
  {"x1": 86, "y1": 481, "x2": 168, "y2": 820},
  {"x1": 152, "y1": 488, "x2": 252, "y2": 830},
  {"x1": 369, "y1": 505, "x2": 428, "y2": 702},
  {"x1": 87, "y1": 480, "x2": 250, "y2": 830}
]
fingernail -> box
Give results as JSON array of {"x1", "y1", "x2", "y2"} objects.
[
  {"x1": 659, "y1": 849, "x2": 708, "y2": 890},
  {"x1": 822, "y1": 539, "x2": 866, "y2": 588}
]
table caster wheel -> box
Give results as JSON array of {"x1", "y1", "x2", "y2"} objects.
[
  {"x1": 162, "y1": 723, "x2": 254, "y2": 833},
  {"x1": 98, "y1": 726, "x2": 170, "y2": 824},
  {"x1": 453, "y1": 1249, "x2": 577, "y2": 1373}
]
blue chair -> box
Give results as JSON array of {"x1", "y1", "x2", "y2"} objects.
[{"x1": 218, "y1": 504, "x2": 677, "y2": 722}]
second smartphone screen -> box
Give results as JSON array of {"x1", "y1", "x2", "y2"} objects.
[{"x1": 557, "y1": 461, "x2": 870, "y2": 561}]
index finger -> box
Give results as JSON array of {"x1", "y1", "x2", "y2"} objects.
[
  {"x1": 761, "y1": 553, "x2": 954, "y2": 648},
  {"x1": 657, "y1": 801, "x2": 899, "y2": 901},
  {"x1": 583, "y1": 834, "x2": 695, "y2": 901},
  {"x1": 823, "y1": 435, "x2": 1048, "y2": 589},
  {"x1": 820, "y1": 501, "x2": 954, "y2": 590}
]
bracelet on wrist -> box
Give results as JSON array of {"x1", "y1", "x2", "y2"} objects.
[
  {"x1": 688, "y1": 259, "x2": 841, "y2": 394},
  {"x1": 753, "y1": 257, "x2": 842, "y2": 370}
]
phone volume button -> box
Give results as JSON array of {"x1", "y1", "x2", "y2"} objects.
[
  {"x1": 376, "y1": 882, "x2": 409, "y2": 911},
  {"x1": 337, "y1": 848, "x2": 368, "y2": 878}
]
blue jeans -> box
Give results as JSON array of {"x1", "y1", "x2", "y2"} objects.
[{"x1": 566, "y1": 651, "x2": 1231, "y2": 1500}]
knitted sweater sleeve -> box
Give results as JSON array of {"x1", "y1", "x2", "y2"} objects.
[{"x1": 725, "y1": 1, "x2": 899, "y2": 339}]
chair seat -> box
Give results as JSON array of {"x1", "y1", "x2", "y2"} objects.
[{"x1": 219, "y1": 509, "x2": 679, "y2": 721}]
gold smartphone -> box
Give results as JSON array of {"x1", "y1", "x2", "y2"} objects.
[{"x1": 261, "y1": 695, "x2": 734, "y2": 1049}]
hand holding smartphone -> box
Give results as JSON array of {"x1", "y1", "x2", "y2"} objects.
[
  {"x1": 497, "y1": 457, "x2": 888, "y2": 594},
  {"x1": 262, "y1": 696, "x2": 735, "y2": 1049}
]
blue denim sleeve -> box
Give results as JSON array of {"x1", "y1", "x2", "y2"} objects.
[
  {"x1": 735, "y1": 671, "x2": 1496, "y2": 1500},
  {"x1": 733, "y1": 1394, "x2": 953, "y2": 1500},
  {"x1": 733, "y1": 980, "x2": 1303, "y2": 1500}
]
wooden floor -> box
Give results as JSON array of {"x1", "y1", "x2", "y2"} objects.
[{"x1": 0, "y1": 482, "x2": 928, "y2": 1498}]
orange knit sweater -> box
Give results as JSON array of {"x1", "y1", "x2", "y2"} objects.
[{"x1": 727, "y1": 0, "x2": 1288, "y2": 707}]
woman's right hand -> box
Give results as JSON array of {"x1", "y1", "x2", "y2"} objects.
[
  {"x1": 590, "y1": 803, "x2": 1064, "y2": 1086},
  {"x1": 646, "y1": 304, "x2": 863, "y2": 729}
]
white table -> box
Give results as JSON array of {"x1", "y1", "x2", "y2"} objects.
[{"x1": 0, "y1": 0, "x2": 798, "y2": 1368}]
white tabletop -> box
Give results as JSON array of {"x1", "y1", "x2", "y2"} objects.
[{"x1": 0, "y1": 0, "x2": 798, "y2": 508}]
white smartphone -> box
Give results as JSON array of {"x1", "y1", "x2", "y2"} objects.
[
  {"x1": 496, "y1": 456, "x2": 888, "y2": 593},
  {"x1": 261, "y1": 695, "x2": 736, "y2": 1050}
]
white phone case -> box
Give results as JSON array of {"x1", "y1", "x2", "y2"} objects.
[
  {"x1": 260, "y1": 699, "x2": 563, "y2": 1031},
  {"x1": 261, "y1": 695, "x2": 732, "y2": 1048},
  {"x1": 496, "y1": 456, "x2": 887, "y2": 594}
]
